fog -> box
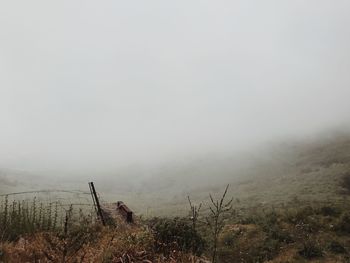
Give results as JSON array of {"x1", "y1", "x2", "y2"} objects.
[{"x1": 0, "y1": 0, "x2": 350, "y2": 174}]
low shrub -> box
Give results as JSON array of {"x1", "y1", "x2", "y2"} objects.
[
  {"x1": 286, "y1": 206, "x2": 315, "y2": 224},
  {"x1": 217, "y1": 231, "x2": 280, "y2": 263},
  {"x1": 318, "y1": 206, "x2": 340, "y2": 217},
  {"x1": 254, "y1": 211, "x2": 294, "y2": 244},
  {"x1": 335, "y1": 213, "x2": 350, "y2": 233},
  {"x1": 328, "y1": 240, "x2": 347, "y2": 254},
  {"x1": 299, "y1": 241, "x2": 323, "y2": 259},
  {"x1": 0, "y1": 249, "x2": 4, "y2": 261},
  {"x1": 221, "y1": 232, "x2": 236, "y2": 246},
  {"x1": 341, "y1": 172, "x2": 350, "y2": 192},
  {"x1": 258, "y1": 238, "x2": 280, "y2": 261},
  {"x1": 268, "y1": 225, "x2": 293, "y2": 243},
  {"x1": 148, "y1": 217, "x2": 206, "y2": 256}
]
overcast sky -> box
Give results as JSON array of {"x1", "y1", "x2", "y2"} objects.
[{"x1": 0, "y1": 1, "x2": 349, "y2": 171}]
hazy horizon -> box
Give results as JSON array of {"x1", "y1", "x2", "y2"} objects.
[{"x1": 1, "y1": 1, "x2": 350, "y2": 173}]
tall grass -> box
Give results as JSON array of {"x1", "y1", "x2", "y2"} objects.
[{"x1": 0, "y1": 196, "x2": 96, "y2": 241}]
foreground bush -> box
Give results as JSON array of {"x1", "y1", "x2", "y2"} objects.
[
  {"x1": 298, "y1": 240, "x2": 323, "y2": 259},
  {"x1": 148, "y1": 217, "x2": 206, "y2": 256}
]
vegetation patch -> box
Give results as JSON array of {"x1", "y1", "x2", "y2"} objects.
[
  {"x1": 335, "y1": 213, "x2": 350, "y2": 234},
  {"x1": 318, "y1": 206, "x2": 341, "y2": 217},
  {"x1": 298, "y1": 240, "x2": 323, "y2": 259},
  {"x1": 148, "y1": 217, "x2": 206, "y2": 256},
  {"x1": 342, "y1": 172, "x2": 350, "y2": 192},
  {"x1": 328, "y1": 240, "x2": 347, "y2": 254}
]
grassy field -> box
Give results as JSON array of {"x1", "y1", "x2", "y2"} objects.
[
  {"x1": 94, "y1": 132, "x2": 350, "y2": 217},
  {"x1": 1, "y1": 132, "x2": 350, "y2": 262}
]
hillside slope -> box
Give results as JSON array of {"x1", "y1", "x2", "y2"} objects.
[{"x1": 115, "y1": 133, "x2": 350, "y2": 215}]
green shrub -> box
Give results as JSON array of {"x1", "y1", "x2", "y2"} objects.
[
  {"x1": 258, "y1": 238, "x2": 280, "y2": 261},
  {"x1": 328, "y1": 240, "x2": 347, "y2": 254},
  {"x1": 268, "y1": 225, "x2": 293, "y2": 243},
  {"x1": 217, "y1": 236, "x2": 280, "y2": 263},
  {"x1": 148, "y1": 217, "x2": 206, "y2": 256},
  {"x1": 299, "y1": 241, "x2": 323, "y2": 259},
  {"x1": 341, "y1": 172, "x2": 350, "y2": 192},
  {"x1": 0, "y1": 249, "x2": 4, "y2": 261},
  {"x1": 335, "y1": 213, "x2": 350, "y2": 233},
  {"x1": 254, "y1": 211, "x2": 294, "y2": 244},
  {"x1": 318, "y1": 206, "x2": 340, "y2": 217},
  {"x1": 221, "y1": 232, "x2": 236, "y2": 246},
  {"x1": 286, "y1": 206, "x2": 315, "y2": 224}
]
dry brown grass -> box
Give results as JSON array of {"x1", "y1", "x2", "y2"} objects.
[{"x1": 1, "y1": 223, "x2": 207, "y2": 263}]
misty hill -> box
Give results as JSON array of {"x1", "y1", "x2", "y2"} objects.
[
  {"x1": 1, "y1": 132, "x2": 350, "y2": 217},
  {"x1": 97, "y1": 132, "x2": 350, "y2": 215},
  {"x1": 2, "y1": 132, "x2": 350, "y2": 262}
]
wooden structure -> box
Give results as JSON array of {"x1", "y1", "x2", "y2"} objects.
[
  {"x1": 88, "y1": 182, "x2": 134, "y2": 225},
  {"x1": 117, "y1": 201, "x2": 133, "y2": 223}
]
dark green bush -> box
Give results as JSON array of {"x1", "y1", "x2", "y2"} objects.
[
  {"x1": 299, "y1": 241, "x2": 323, "y2": 259},
  {"x1": 221, "y1": 232, "x2": 236, "y2": 246},
  {"x1": 148, "y1": 217, "x2": 206, "y2": 256},
  {"x1": 335, "y1": 213, "x2": 350, "y2": 233},
  {"x1": 254, "y1": 211, "x2": 294, "y2": 244},
  {"x1": 217, "y1": 237, "x2": 280, "y2": 263},
  {"x1": 341, "y1": 172, "x2": 350, "y2": 192},
  {"x1": 258, "y1": 238, "x2": 280, "y2": 261},
  {"x1": 328, "y1": 240, "x2": 347, "y2": 254},
  {"x1": 268, "y1": 225, "x2": 294, "y2": 244},
  {"x1": 318, "y1": 206, "x2": 340, "y2": 217},
  {"x1": 286, "y1": 206, "x2": 315, "y2": 224},
  {"x1": 0, "y1": 249, "x2": 4, "y2": 261}
]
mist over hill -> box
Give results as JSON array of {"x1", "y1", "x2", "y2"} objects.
[
  {"x1": 1, "y1": 129, "x2": 349, "y2": 217},
  {"x1": 1, "y1": 1, "x2": 350, "y2": 261}
]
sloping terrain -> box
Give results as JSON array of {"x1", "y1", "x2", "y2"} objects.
[
  {"x1": 2, "y1": 133, "x2": 350, "y2": 262},
  {"x1": 1, "y1": 133, "x2": 350, "y2": 216},
  {"x1": 115, "y1": 133, "x2": 350, "y2": 215}
]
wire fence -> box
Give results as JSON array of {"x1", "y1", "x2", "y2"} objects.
[
  {"x1": 0, "y1": 189, "x2": 101, "y2": 241},
  {"x1": 0, "y1": 189, "x2": 90, "y2": 197},
  {"x1": 0, "y1": 189, "x2": 97, "y2": 219}
]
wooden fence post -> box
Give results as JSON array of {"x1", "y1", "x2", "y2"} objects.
[{"x1": 88, "y1": 182, "x2": 106, "y2": 226}]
